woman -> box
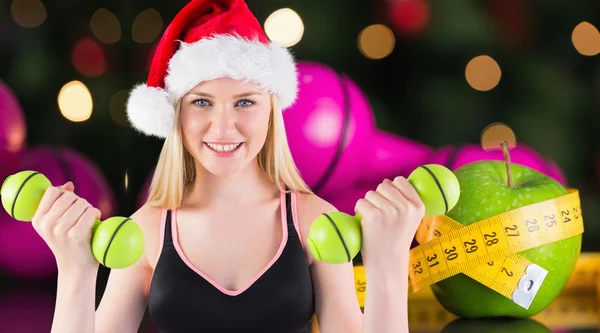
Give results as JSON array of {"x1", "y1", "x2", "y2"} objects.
[{"x1": 38, "y1": 1, "x2": 424, "y2": 332}]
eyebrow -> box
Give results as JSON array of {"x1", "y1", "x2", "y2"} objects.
[{"x1": 187, "y1": 91, "x2": 261, "y2": 99}]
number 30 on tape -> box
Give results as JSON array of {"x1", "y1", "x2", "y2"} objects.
[{"x1": 408, "y1": 189, "x2": 583, "y2": 309}]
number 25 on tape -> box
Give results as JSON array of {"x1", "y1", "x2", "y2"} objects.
[{"x1": 409, "y1": 189, "x2": 583, "y2": 310}]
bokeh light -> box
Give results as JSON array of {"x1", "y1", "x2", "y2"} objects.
[
  {"x1": 71, "y1": 38, "x2": 107, "y2": 77},
  {"x1": 124, "y1": 169, "x2": 129, "y2": 191},
  {"x1": 264, "y1": 8, "x2": 304, "y2": 47},
  {"x1": 572, "y1": 21, "x2": 600, "y2": 56},
  {"x1": 358, "y1": 24, "x2": 395, "y2": 59},
  {"x1": 90, "y1": 8, "x2": 121, "y2": 44},
  {"x1": 11, "y1": 0, "x2": 47, "y2": 28},
  {"x1": 57, "y1": 81, "x2": 93, "y2": 122},
  {"x1": 132, "y1": 8, "x2": 164, "y2": 44},
  {"x1": 109, "y1": 89, "x2": 130, "y2": 127},
  {"x1": 465, "y1": 55, "x2": 502, "y2": 91},
  {"x1": 389, "y1": 0, "x2": 430, "y2": 35}
]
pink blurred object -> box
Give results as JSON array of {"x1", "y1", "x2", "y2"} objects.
[
  {"x1": 325, "y1": 183, "x2": 377, "y2": 216},
  {"x1": 0, "y1": 146, "x2": 116, "y2": 280},
  {"x1": 362, "y1": 130, "x2": 432, "y2": 181},
  {"x1": 284, "y1": 61, "x2": 432, "y2": 196},
  {"x1": 0, "y1": 80, "x2": 27, "y2": 184},
  {"x1": 0, "y1": 209, "x2": 57, "y2": 280},
  {"x1": 0, "y1": 288, "x2": 55, "y2": 332},
  {"x1": 429, "y1": 143, "x2": 568, "y2": 186}
]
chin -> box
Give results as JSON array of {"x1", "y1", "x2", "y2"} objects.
[{"x1": 205, "y1": 165, "x2": 244, "y2": 177}]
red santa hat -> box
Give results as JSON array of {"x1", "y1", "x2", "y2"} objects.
[{"x1": 126, "y1": 0, "x2": 298, "y2": 138}]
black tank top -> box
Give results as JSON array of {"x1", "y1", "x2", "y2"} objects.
[{"x1": 147, "y1": 191, "x2": 315, "y2": 333}]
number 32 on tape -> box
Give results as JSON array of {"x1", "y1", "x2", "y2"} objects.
[{"x1": 409, "y1": 189, "x2": 583, "y2": 309}]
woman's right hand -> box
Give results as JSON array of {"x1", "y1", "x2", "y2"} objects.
[{"x1": 31, "y1": 181, "x2": 101, "y2": 273}]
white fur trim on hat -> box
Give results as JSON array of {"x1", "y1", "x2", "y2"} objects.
[
  {"x1": 166, "y1": 34, "x2": 298, "y2": 107},
  {"x1": 126, "y1": 84, "x2": 175, "y2": 139},
  {"x1": 127, "y1": 34, "x2": 298, "y2": 139}
]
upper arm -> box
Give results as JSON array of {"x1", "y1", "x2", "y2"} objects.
[
  {"x1": 95, "y1": 204, "x2": 159, "y2": 333},
  {"x1": 296, "y1": 193, "x2": 363, "y2": 333}
]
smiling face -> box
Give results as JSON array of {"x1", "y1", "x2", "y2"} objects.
[{"x1": 179, "y1": 77, "x2": 272, "y2": 177}]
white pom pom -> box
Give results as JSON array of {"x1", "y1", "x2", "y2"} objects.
[{"x1": 126, "y1": 84, "x2": 174, "y2": 139}]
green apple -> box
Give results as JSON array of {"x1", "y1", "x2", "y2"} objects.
[
  {"x1": 431, "y1": 160, "x2": 582, "y2": 318},
  {"x1": 440, "y1": 318, "x2": 551, "y2": 333}
]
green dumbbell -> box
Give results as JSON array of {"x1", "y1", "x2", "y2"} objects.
[
  {"x1": 307, "y1": 164, "x2": 460, "y2": 264},
  {"x1": 1, "y1": 170, "x2": 144, "y2": 269}
]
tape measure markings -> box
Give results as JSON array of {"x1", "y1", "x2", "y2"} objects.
[
  {"x1": 353, "y1": 252, "x2": 600, "y2": 310},
  {"x1": 419, "y1": 219, "x2": 545, "y2": 300},
  {"x1": 352, "y1": 191, "x2": 587, "y2": 310},
  {"x1": 409, "y1": 189, "x2": 583, "y2": 296}
]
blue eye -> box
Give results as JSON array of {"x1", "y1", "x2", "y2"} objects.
[
  {"x1": 193, "y1": 99, "x2": 211, "y2": 107},
  {"x1": 237, "y1": 99, "x2": 255, "y2": 108}
]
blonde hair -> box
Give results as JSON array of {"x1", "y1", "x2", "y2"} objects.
[{"x1": 145, "y1": 94, "x2": 312, "y2": 209}]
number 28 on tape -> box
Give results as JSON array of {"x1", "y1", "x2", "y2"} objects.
[{"x1": 408, "y1": 189, "x2": 583, "y2": 309}]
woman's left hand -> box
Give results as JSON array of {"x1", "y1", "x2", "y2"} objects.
[{"x1": 355, "y1": 176, "x2": 425, "y2": 269}]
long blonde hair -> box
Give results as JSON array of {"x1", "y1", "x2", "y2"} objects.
[{"x1": 145, "y1": 94, "x2": 313, "y2": 209}]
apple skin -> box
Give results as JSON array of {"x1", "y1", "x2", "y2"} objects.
[
  {"x1": 430, "y1": 160, "x2": 582, "y2": 318},
  {"x1": 440, "y1": 317, "x2": 551, "y2": 333}
]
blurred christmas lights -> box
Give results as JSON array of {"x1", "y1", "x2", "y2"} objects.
[
  {"x1": 264, "y1": 8, "x2": 304, "y2": 47},
  {"x1": 358, "y1": 24, "x2": 395, "y2": 60},
  {"x1": 572, "y1": 22, "x2": 600, "y2": 56},
  {"x1": 388, "y1": 0, "x2": 430, "y2": 35},
  {"x1": 71, "y1": 39, "x2": 107, "y2": 77},
  {"x1": 90, "y1": 8, "x2": 121, "y2": 44},
  {"x1": 11, "y1": 0, "x2": 46, "y2": 28},
  {"x1": 57, "y1": 81, "x2": 93, "y2": 122},
  {"x1": 132, "y1": 9, "x2": 164, "y2": 44},
  {"x1": 465, "y1": 55, "x2": 501, "y2": 91},
  {"x1": 124, "y1": 169, "x2": 129, "y2": 191}
]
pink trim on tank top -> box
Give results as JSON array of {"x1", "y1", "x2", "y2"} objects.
[
  {"x1": 155, "y1": 208, "x2": 167, "y2": 269},
  {"x1": 170, "y1": 191, "x2": 289, "y2": 296},
  {"x1": 290, "y1": 191, "x2": 305, "y2": 251}
]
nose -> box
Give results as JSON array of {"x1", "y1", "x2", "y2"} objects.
[{"x1": 209, "y1": 105, "x2": 235, "y2": 136}]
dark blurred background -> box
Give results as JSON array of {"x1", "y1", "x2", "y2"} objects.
[{"x1": 1, "y1": 0, "x2": 600, "y2": 332}]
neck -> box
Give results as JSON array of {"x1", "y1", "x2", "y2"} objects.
[{"x1": 184, "y1": 159, "x2": 279, "y2": 210}]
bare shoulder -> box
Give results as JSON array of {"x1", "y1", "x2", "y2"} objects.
[
  {"x1": 293, "y1": 192, "x2": 339, "y2": 265},
  {"x1": 128, "y1": 203, "x2": 165, "y2": 268},
  {"x1": 129, "y1": 202, "x2": 163, "y2": 228}
]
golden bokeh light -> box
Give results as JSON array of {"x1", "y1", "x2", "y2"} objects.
[
  {"x1": 465, "y1": 55, "x2": 502, "y2": 91},
  {"x1": 90, "y1": 8, "x2": 122, "y2": 44},
  {"x1": 57, "y1": 81, "x2": 93, "y2": 122},
  {"x1": 11, "y1": 0, "x2": 46, "y2": 28},
  {"x1": 124, "y1": 169, "x2": 129, "y2": 191},
  {"x1": 480, "y1": 122, "x2": 516, "y2": 151},
  {"x1": 264, "y1": 8, "x2": 304, "y2": 47},
  {"x1": 358, "y1": 24, "x2": 395, "y2": 60},
  {"x1": 132, "y1": 8, "x2": 164, "y2": 44},
  {"x1": 571, "y1": 21, "x2": 600, "y2": 56}
]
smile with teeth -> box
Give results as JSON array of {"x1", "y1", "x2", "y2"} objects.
[{"x1": 205, "y1": 142, "x2": 242, "y2": 152}]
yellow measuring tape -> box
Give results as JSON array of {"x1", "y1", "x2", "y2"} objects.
[
  {"x1": 351, "y1": 189, "x2": 584, "y2": 310},
  {"x1": 410, "y1": 189, "x2": 583, "y2": 308},
  {"x1": 314, "y1": 251, "x2": 600, "y2": 333},
  {"x1": 353, "y1": 251, "x2": 600, "y2": 303}
]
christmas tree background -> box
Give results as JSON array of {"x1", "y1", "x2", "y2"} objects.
[{"x1": 0, "y1": 0, "x2": 600, "y2": 331}]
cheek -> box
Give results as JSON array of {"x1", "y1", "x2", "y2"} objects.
[
  {"x1": 181, "y1": 113, "x2": 205, "y2": 138},
  {"x1": 244, "y1": 112, "x2": 270, "y2": 141}
]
